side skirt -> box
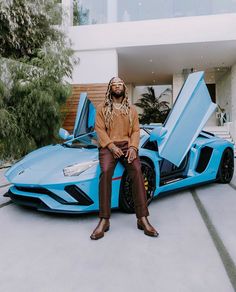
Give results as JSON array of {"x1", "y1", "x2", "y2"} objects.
[{"x1": 154, "y1": 179, "x2": 217, "y2": 199}]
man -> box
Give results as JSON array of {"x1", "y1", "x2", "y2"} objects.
[{"x1": 90, "y1": 77, "x2": 159, "y2": 240}]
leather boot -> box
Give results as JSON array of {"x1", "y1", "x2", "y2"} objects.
[
  {"x1": 90, "y1": 218, "x2": 110, "y2": 240},
  {"x1": 137, "y1": 216, "x2": 159, "y2": 237}
]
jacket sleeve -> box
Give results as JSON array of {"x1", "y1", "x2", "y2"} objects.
[
  {"x1": 129, "y1": 106, "x2": 140, "y2": 150},
  {"x1": 95, "y1": 105, "x2": 114, "y2": 149}
]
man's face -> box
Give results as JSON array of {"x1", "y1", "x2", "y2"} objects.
[{"x1": 110, "y1": 77, "x2": 125, "y2": 99}]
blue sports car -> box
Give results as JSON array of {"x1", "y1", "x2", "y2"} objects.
[{"x1": 5, "y1": 72, "x2": 234, "y2": 214}]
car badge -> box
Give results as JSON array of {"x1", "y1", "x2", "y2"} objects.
[{"x1": 18, "y1": 170, "x2": 25, "y2": 175}]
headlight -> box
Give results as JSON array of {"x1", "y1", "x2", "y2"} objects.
[{"x1": 63, "y1": 160, "x2": 99, "y2": 177}]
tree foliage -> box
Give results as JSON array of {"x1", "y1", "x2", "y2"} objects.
[
  {"x1": 0, "y1": 0, "x2": 77, "y2": 162},
  {"x1": 0, "y1": 0, "x2": 60, "y2": 59},
  {"x1": 73, "y1": 0, "x2": 90, "y2": 26},
  {"x1": 135, "y1": 87, "x2": 171, "y2": 124}
]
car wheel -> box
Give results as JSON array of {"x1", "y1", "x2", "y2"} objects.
[
  {"x1": 217, "y1": 148, "x2": 234, "y2": 183},
  {"x1": 119, "y1": 159, "x2": 156, "y2": 213}
]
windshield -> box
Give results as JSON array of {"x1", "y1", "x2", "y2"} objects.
[
  {"x1": 63, "y1": 129, "x2": 149, "y2": 149},
  {"x1": 63, "y1": 132, "x2": 98, "y2": 149}
]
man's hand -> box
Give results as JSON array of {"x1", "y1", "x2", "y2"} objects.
[
  {"x1": 111, "y1": 146, "x2": 124, "y2": 159},
  {"x1": 125, "y1": 147, "x2": 137, "y2": 163}
]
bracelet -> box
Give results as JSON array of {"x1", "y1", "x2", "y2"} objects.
[
  {"x1": 129, "y1": 146, "x2": 137, "y2": 152},
  {"x1": 110, "y1": 146, "x2": 117, "y2": 153}
]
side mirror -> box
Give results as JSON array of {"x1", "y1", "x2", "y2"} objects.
[
  {"x1": 149, "y1": 126, "x2": 167, "y2": 145},
  {"x1": 59, "y1": 128, "x2": 73, "y2": 140}
]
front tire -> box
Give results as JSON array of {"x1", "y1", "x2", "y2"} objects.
[
  {"x1": 217, "y1": 148, "x2": 234, "y2": 183},
  {"x1": 119, "y1": 159, "x2": 156, "y2": 213}
]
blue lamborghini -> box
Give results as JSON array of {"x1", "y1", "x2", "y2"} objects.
[{"x1": 5, "y1": 72, "x2": 234, "y2": 214}]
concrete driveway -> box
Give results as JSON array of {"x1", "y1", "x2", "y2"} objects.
[{"x1": 0, "y1": 164, "x2": 236, "y2": 292}]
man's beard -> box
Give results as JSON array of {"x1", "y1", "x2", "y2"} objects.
[{"x1": 112, "y1": 91, "x2": 124, "y2": 99}]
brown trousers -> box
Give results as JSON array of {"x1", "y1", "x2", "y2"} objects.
[{"x1": 98, "y1": 141, "x2": 149, "y2": 219}]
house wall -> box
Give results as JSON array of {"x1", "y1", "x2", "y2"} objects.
[
  {"x1": 66, "y1": 13, "x2": 236, "y2": 125},
  {"x1": 68, "y1": 13, "x2": 236, "y2": 51},
  {"x1": 216, "y1": 70, "x2": 232, "y2": 118},
  {"x1": 231, "y1": 63, "x2": 236, "y2": 141},
  {"x1": 126, "y1": 83, "x2": 134, "y2": 104},
  {"x1": 71, "y1": 49, "x2": 118, "y2": 84},
  {"x1": 172, "y1": 73, "x2": 185, "y2": 103},
  {"x1": 61, "y1": 4, "x2": 236, "y2": 132}
]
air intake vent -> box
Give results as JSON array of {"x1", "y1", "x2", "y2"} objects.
[
  {"x1": 15, "y1": 186, "x2": 67, "y2": 204},
  {"x1": 65, "y1": 185, "x2": 94, "y2": 206},
  {"x1": 195, "y1": 146, "x2": 213, "y2": 173}
]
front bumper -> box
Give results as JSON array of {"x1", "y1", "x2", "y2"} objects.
[{"x1": 7, "y1": 184, "x2": 98, "y2": 214}]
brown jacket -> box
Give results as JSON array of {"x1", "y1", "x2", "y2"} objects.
[{"x1": 95, "y1": 103, "x2": 140, "y2": 150}]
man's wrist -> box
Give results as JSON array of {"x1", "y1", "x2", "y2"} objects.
[
  {"x1": 110, "y1": 146, "x2": 117, "y2": 153},
  {"x1": 129, "y1": 146, "x2": 138, "y2": 152},
  {"x1": 107, "y1": 143, "x2": 116, "y2": 152}
]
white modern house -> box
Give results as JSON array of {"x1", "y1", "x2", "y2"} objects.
[{"x1": 60, "y1": 0, "x2": 236, "y2": 148}]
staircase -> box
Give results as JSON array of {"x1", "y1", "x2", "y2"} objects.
[{"x1": 203, "y1": 126, "x2": 236, "y2": 157}]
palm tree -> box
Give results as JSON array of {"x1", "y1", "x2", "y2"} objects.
[{"x1": 135, "y1": 87, "x2": 171, "y2": 124}]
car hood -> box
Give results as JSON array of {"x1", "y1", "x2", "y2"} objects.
[{"x1": 5, "y1": 144, "x2": 98, "y2": 185}]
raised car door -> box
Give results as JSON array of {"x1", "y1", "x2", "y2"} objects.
[
  {"x1": 150, "y1": 71, "x2": 217, "y2": 167},
  {"x1": 73, "y1": 92, "x2": 96, "y2": 138}
]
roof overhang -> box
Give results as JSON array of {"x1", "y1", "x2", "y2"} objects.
[{"x1": 117, "y1": 40, "x2": 236, "y2": 85}]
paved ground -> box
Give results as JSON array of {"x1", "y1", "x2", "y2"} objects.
[{"x1": 0, "y1": 164, "x2": 236, "y2": 292}]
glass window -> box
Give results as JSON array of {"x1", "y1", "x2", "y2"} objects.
[
  {"x1": 75, "y1": 0, "x2": 107, "y2": 25},
  {"x1": 74, "y1": 0, "x2": 236, "y2": 26},
  {"x1": 118, "y1": 0, "x2": 173, "y2": 22}
]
